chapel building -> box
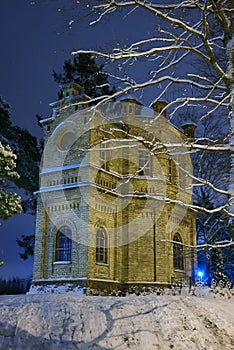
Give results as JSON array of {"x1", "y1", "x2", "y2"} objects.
[{"x1": 31, "y1": 83, "x2": 196, "y2": 294}]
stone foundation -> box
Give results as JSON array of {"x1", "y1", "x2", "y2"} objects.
[{"x1": 29, "y1": 278, "x2": 176, "y2": 296}]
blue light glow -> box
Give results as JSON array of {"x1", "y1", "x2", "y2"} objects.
[{"x1": 197, "y1": 271, "x2": 203, "y2": 279}]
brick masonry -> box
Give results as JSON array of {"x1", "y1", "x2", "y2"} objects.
[{"x1": 31, "y1": 83, "x2": 196, "y2": 294}]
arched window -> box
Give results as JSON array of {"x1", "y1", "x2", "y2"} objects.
[
  {"x1": 96, "y1": 228, "x2": 108, "y2": 264},
  {"x1": 100, "y1": 143, "x2": 111, "y2": 171},
  {"x1": 173, "y1": 233, "x2": 184, "y2": 271},
  {"x1": 55, "y1": 226, "x2": 72, "y2": 262},
  {"x1": 168, "y1": 157, "x2": 177, "y2": 184},
  {"x1": 138, "y1": 150, "x2": 151, "y2": 176}
]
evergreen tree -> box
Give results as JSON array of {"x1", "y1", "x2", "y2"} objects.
[
  {"x1": 53, "y1": 53, "x2": 115, "y2": 99},
  {"x1": 0, "y1": 276, "x2": 31, "y2": 294},
  {"x1": 0, "y1": 141, "x2": 22, "y2": 219},
  {"x1": 211, "y1": 245, "x2": 229, "y2": 285},
  {"x1": 196, "y1": 208, "x2": 231, "y2": 284},
  {"x1": 16, "y1": 234, "x2": 35, "y2": 260},
  {"x1": 0, "y1": 96, "x2": 40, "y2": 262},
  {"x1": 0, "y1": 97, "x2": 11, "y2": 130},
  {"x1": 0, "y1": 97, "x2": 41, "y2": 214}
]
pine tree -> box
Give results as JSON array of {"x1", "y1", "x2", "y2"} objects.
[
  {"x1": 16, "y1": 234, "x2": 35, "y2": 260},
  {"x1": 0, "y1": 141, "x2": 22, "y2": 219},
  {"x1": 53, "y1": 53, "x2": 115, "y2": 99},
  {"x1": 0, "y1": 97, "x2": 41, "y2": 214},
  {"x1": 196, "y1": 206, "x2": 231, "y2": 284},
  {"x1": 0, "y1": 96, "x2": 40, "y2": 262},
  {"x1": 0, "y1": 276, "x2": 31, "y2": 294},
  {"x1": 211, "y1": 245, "x2": 229, "y2": 285}
]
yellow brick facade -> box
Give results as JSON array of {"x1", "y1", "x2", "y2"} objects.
[{"x1": 32, "y1": 83, "x2": 196, "y2": 294}]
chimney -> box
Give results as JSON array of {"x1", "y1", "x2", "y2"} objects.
[
  {"x1": 61, "y1": 83, "x2": 82, "y2": 99},
  {"x1": 181, "y1": 123, "x2": 197, "y2": 139},
  {"x1": 152, "y1": 101, "x2": 167, "y2": 118}
]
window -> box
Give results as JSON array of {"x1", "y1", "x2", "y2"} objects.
[
  {"x1": 168, "y1": 157, "x2": 177, "y2": 184},
  {"x1": 173, "y1": 233, "x2": 184, "y2": 270},
  {"x1": 138, "y1": 150, "x2": 151, "y2": 176},
  {"x1": 55, "y1": 226, "x2": 72, "y2": 262},
  {"x1": 96, "y1": 228, "x2": 108, "y2": 264},
  {"x1": 100, "y1": 142, "x2": 111, "y2": 171}
]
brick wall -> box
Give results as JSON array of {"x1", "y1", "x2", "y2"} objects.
[{"x1": 32, "y1": 89, "x2": 196, "y2": 293}]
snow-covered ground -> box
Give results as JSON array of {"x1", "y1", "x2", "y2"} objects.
[{"x1": 0, "y1": 293, "x2": 233, "y2": 349}]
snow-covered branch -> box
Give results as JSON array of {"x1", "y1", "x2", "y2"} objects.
[{"x1": 161, "y1": 239, "x2": 234, "y2": 249}]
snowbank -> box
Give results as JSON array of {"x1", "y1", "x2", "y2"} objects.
[{"x1": 0, "y1": 294, "x2": 233, "y2": 349}]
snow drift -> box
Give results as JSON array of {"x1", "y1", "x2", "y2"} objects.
[{"x1": 0, "y1": 293, "x2": 233, "y2": 349}]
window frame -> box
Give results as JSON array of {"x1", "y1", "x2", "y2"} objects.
[
  {"x1": 173, "y1": 233, "x2": 184, "y2": 271},
  {"x1": 54, "y1": 226, "x2": 72, "y2": 263},
  {"x1": 138, "y1": 149, "x2": 151, "y2": 177},
  {"x1": 100, "y1": 142, "x2": 111, "y2": 171},
  {"x1": 96, "y1": 228, "x2": 108, "y2": 264}
]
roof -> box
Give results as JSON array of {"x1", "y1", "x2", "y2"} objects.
[{"x1": 117, "y1": 94, "x2": 143, "y2": 105}]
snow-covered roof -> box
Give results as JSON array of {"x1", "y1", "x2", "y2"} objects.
[
  {"x1": 49, "y1": 93, "x2": 90, "y2": 107},
  {"x1": 40, "y1": 116, "x2": 54, "y2": 124},
  {"x1": 181, "y1": 121, "x2": 197, "y2": 127},
  {"x1": 40, "y1": 162, "x2": 89, "y2": 174}
]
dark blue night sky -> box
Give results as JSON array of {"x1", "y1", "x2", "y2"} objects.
[
  {"x1": 0, "y1": 0, "x2": 153, "y2": 278},
  {"x1": 0, "y1": 0, "x2": 91, "y2": 278}
]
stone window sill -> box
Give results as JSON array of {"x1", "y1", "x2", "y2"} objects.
[
  {"x1": 53, "y1": 261, "x2": 71, "y2": 265},
  {"x1": 96, "y1": 262, "x2": 109, "y2": 267},
  {"x1": 174, "y1": 269, "x2": 185, "y2": 272}
]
